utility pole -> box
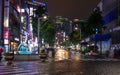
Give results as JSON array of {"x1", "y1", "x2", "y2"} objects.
[
  {"x1": 37, "y1": 16, "x2": 47, "y2": 54},
  {"x1": 38, "y1": 18, "x2": 41, "y2": 54},
  {"x1": 80, "y1": 28, "x2": 81, "y2": 41}
]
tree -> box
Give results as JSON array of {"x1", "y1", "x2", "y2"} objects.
[
  {"x1": 69, "y1": 19, "x2": 88, "y2": 44},
  {"x1": 87, "y1": 7, "x2": 104, "y2": 54},
  {"x1": 78, "y1": 20, "x2": 88, "y2": 38},
  {"x1": 87, "y1": 7, "x2": 104, "y2": 35},
  {"x1": 32, "y1": 5, "x2": 47, "y2": 36},
  {"x1": 32, "y1": 5, "x2": 55, "y2": 46},
  {"x1": 34, "y1": 6, "x2": 47, "y2": 17},
  {"x1": 69, "y1": 30, "x2": 80, "y2": 45},
  {"x1": 40, "y1": 18, "x2": 55, "y2": 46},
  {"x1": 32, "y1": 17, "x2": 38, "y2": 36}
]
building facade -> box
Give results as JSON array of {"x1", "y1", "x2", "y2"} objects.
[
  {"x1": 97, "y1": 0, "x2": 120, "y2": 53},
  {"x1": 54, "y1": 16, "x2": 72, "y2": 47},
  {"x1": 0, "y1": 0, "x2": 32, "y2": 53},
  {"x1": 9, "y1": 0, "x2": 21, "y2": 53},
  {"x1": 0, "y1": 0, "x2": 4, "y2": 46}
]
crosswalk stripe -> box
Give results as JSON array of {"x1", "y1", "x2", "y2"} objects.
[
  {"x1": 0, "y1": 65, "x2": 48, "y2": 75},
  {"x1": 13, "y1": 72, "x2": 45, "y2": 75},
  {"x1": 78, "y1": 59, "x2": 120, "y2": 61},
  {"x1": 0, "y1": 61, "x2": 50, "y2": 75},
  {"x1": 0, "y1": 69, "x2": 32, "y2": 75}
]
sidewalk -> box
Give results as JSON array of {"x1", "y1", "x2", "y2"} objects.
[
  {"x1": 79, "y1": 54, "x2": 120, "y2": 61},
  {"x1": 78, "y1": 58, "x2": 120, "y2": 61}
]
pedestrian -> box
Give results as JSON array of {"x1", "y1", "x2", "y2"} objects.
[
  {"x1": 117, "y1": 48, "x2": 120, "y2": 58},
  {"x1": 106, "y1": 50, "x2": 109, "y2": 58},
  {"x1": 0, "y1": 47, "x2": 4, "y2": 61},
  {"x1": 114, "y1": 48, "x2": 117, "y2": 58}
]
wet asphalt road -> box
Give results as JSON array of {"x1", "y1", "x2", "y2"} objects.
[
  {"x1": 0, "y1": 59, "x2": 120, "y2": 75},
  {"x1": 49, "y1": 60, "x2": 120, "y2": 75}
]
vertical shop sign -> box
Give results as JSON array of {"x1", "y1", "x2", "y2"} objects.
[{"x1": 4, "y1": 0, "x2": 9, "y2": 52}]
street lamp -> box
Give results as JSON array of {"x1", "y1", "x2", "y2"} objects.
[
  {"x1": 79, "y1": 28, "x2": 82, "y2": 41},
  {"x1": 38, "y1": 17, "x2": 41, "y2": 54},
  {"x1": 38, "y1": 15, "x2": 47, "y2": 54},
  {"x1": 74, "y1": 26, "x2": 81, "y2": 40}
]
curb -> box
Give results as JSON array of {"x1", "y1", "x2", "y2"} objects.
[{"x1": 78, "y1": 58, "x2": 120, "y2": 61}]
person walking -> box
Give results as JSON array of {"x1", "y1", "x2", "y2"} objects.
[
  {"x1": 0, "y1": 48, "x2": 3, "y2": 61},
  {"x1": 114, "y1": 48, "x2": 117, "y2": 58}
]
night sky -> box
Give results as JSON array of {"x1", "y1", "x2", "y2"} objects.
[{"x1": 43, "y1": 0, "x2": 101, "y2": 20}]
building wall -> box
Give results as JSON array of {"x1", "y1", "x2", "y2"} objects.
[
  {"x1": 118, "y1": 0, "x2": 120, "y2": 24},
  {"x1": 102, "y1": 0, "x2": 117, "y2": 15},
  {"x1": 0, "y1": 0, "x2": 2, "y2": 41},
  {"x1": 9, "y1": 1, "x2": 21, "y2": 52},
  {"x1": 100, "y1": 0, "x2": 120, "y2": 50},
  {"x1": 0, "y1": 0, "x2": 4, "y2": 46},
  {"x1": 95, "y1": 0, "x2": 119, "y2": 52},
  {"x1": 97, "y1": 0, "x2": 118, "y2": 33}
]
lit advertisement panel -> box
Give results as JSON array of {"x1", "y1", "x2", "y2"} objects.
[
  {"x1": 4, "y1": 8, "x2": 9, "y2": 27},
  {"x1": 4, "y1": 29, "x2": 9, "y2": 39},
  {"x1": 4, "y1": 0, "x2": 9, "y2": 52},
  {"x1": 30, "y1": 7, "x2": 33, "y2": 16},
  {"x1": 4, "y1": 39, "x2": 9, "y2": 44}
]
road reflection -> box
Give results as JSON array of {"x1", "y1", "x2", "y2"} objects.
[
  {"x1": 55, "y1": 48, "x2": 69, "y2": 61},
  {"x1": 73, "y1": 52, "x2": 81, "y2": 60}
]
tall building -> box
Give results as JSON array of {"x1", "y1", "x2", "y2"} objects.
[
  {"x1": 0, "y1": 0, "x2": 47, "y2": 54},
  {"x1": 18, "y1": 0, "x2": 48, "y2": 54},
  {"x1": 0, "y1": 0, "x2": 4, "y2": 46},
  {"x1": 97, "y1": 0, "x2": 120, "y2": 52},
  {"x1": 2, "y1": 0, "x2": 26, "y2": 52},
  {"x1": 1, "y1": 0, "x2": 32, "y2": 53},
  {"x1": 9, "y1": 0, "x2": 25, "y2": 53},
  {"x1": 0, "y1": 0, "x2": 2, "y2": 43},
  {"x1": 54, "y1": 16, "x2": 72, "y2": 47}
]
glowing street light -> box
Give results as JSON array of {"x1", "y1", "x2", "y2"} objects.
[{"x1": 74, "y1": 25, "x2": 81, "y2": 40}]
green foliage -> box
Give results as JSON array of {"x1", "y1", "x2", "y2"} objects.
[
  {"x1": 69, "y1": 7, "x2": 104, "y2": 44},
  {"x1": 32, "y1": 17, "x2": 38, "y2": 36},
  {"x1": 32, "y1": 16, "x2": 55, "y2": 46},
  {"x1": 69, "y1": 30, "x2": 80, "y2": 44},
  {"x1": 40, "y1": 19, "x2": 55, "y2": 46},
  {"x1": 34, "y1": 6, "x2": 46, "y2": 17},
  {"x1": 69, "y1": 20, "x2": 87, "y2": 44},
  {"x1": 32, "y1": 5, "x2": 55, "y2": 46},
  {"x1": 86, "y1": 7, "x2": 104, "y2": 35},
  {"x1": 78, "y1": 20, "x2": 88, "y2": 38}
]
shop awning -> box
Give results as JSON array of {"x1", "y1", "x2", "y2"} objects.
[{"x1": 94, "y1": 34, "x2": 111, "y2": 41}]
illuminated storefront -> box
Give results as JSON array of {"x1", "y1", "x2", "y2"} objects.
[{"x1": 10, "y1": 41, "x2": 18, "y2": 51}]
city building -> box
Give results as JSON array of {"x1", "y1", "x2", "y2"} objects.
[
  {"x1": 54, "y1": 16, "x2": 72, "y2": 47},
  {"x1": 0, "y1": 0, "x2": 4, "y2": 46},
  {"x1": 9, "y1": 0, "x2": 21, "y2": 52},
  {"x1": 97, "y1": 0, "x2": 120, "y2": 52},
  {"x1": 0, "y1": 0, "x2": 36, "y2": 53},
  {"x1": 2, "y1": 0, "x2": 21, "y2": 52},
  {"x1": 17, "y1": 0, "x2": 48, "y2": 54}
]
